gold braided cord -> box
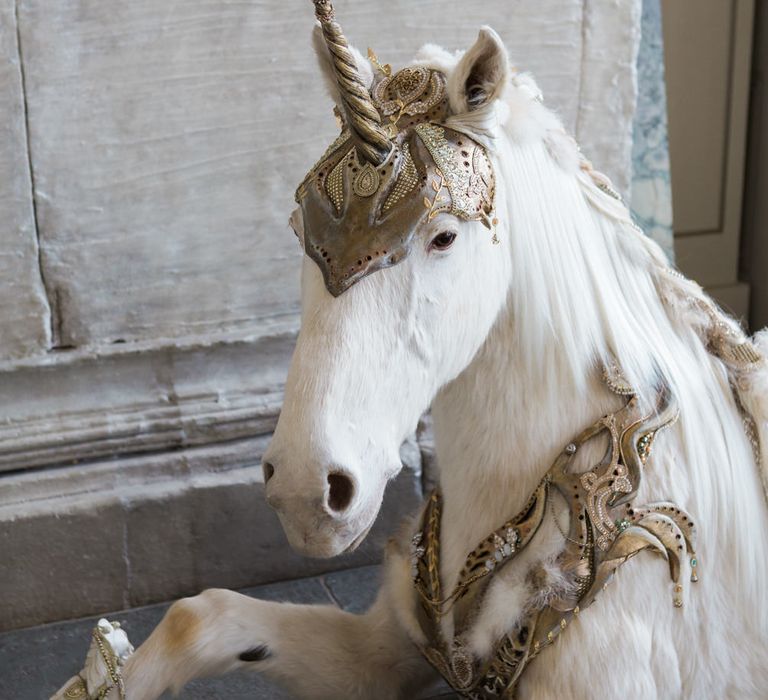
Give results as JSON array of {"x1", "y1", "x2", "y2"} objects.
[{"x1": 313, "y1": 0, "x2": 392, "y2": 164}]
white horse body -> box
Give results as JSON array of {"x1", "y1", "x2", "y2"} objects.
[{"x1": 99, "y1": 22, "x2": 768, "y2": 700}]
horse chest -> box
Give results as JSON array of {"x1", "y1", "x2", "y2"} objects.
[{"x1": 402, "y1": 374, "x2": 700, "y2": 699}]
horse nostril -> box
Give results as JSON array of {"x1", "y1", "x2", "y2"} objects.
[
  {"x1": 327, "y1": 472, "x2": 354, "y2": 512},
  {"x1": 262, "y1": 461, "x2": 275, "y2": 484}
]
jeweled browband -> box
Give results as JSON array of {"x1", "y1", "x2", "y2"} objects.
[{"x1": 297, "y1": 1, "x2": 495, "y2": 296}]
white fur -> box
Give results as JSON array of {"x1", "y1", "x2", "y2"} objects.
[
  {"x1": 311, "y1": 24, "x2": 374, "y2": 105},
  {"x1": 112, "y1": 30, "x2": 768, "y2": 700}
]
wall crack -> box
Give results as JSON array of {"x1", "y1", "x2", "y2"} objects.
[{"x1": 13, "y1": 0, "x2": 61, "y2": 348}]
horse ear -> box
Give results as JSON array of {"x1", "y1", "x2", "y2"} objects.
[
  {"x1": 312, "y1": 24, "x2": 374, "y2": 107},
  {"x1": 448, "y1": 27, "x2": 510, "y2": 114}
]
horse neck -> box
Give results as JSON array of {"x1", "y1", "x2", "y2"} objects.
[
  {"x1": 429, "y1": 137, "x2": 625, "y2": 586},
  {"x1": 430, "y1": 296, "x2": 613, "y2": 587}
]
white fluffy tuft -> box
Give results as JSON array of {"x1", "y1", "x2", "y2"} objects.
[
  {"x1": 412, "y1": 42, "x2": 461, "y2": 74},
  {"x1": 311, "y1": 24, "x2": 374, "y2": 106}
]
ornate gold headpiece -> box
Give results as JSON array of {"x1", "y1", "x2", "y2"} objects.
[{"x1": 297, "y1": 1, "x2": 495, "y2": 296}]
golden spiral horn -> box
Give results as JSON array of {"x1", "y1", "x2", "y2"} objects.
[{"x1": 313, "y1": 0, "x2": 392, "y2": 165}]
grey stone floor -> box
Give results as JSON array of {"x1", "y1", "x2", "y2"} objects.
[{"x1": 0, "y1": 565, "x2": 455, "y2": 699}]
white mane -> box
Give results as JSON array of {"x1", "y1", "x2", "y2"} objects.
[{"x1": 413, "y1": 41, "x2": 768, "y2": 693}]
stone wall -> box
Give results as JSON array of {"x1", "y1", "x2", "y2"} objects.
[{"x1": 0, "y1": 0, "x2": 641, "y2": 631}]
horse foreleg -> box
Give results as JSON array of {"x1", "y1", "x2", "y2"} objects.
[{"x1": 121, "y1": 587, "x2": 430, "y2": 700}]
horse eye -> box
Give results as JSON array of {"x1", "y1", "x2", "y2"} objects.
[{"x1": 429, "y1": 231, "x2": 457, "y2": 251}]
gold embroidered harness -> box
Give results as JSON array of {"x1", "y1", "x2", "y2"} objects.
[{"x1": 408, "y1": 371, "x2": 699, "y2": 698}]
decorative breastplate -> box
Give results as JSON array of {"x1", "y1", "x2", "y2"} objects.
[{"x1": 410, "y1": 370, "x2": 699, "y2": 699}]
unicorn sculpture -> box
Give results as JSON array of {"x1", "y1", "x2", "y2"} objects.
[{"x1": 53, "y1": 1, "x2": 768, "y2": 698}]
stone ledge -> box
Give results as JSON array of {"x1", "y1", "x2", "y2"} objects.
[
  {"x1": 0, "y1": 436, "x2": 424, "y2": 632},
  {"x1": 0, "y1": 316, "x2": 298, "y2": 473}
]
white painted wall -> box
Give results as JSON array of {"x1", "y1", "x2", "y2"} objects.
[
  {"x1": 743, "y1": 0, "x2": 768, "y2": 331},
  {"x1": 662, "y1": 0, "x2": 755, "y2": 319}
]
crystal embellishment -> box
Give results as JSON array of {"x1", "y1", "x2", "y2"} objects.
[
  {"x1": 410, "y1": 532, "x2": 425, "y2": 580},
  {"x1": 414, "y1": 123, "x2": 494, "y2": 223}
]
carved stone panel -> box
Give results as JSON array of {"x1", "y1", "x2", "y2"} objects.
[{"x1": 18, "y1": 0, "x2": 638, "y2": 348}]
